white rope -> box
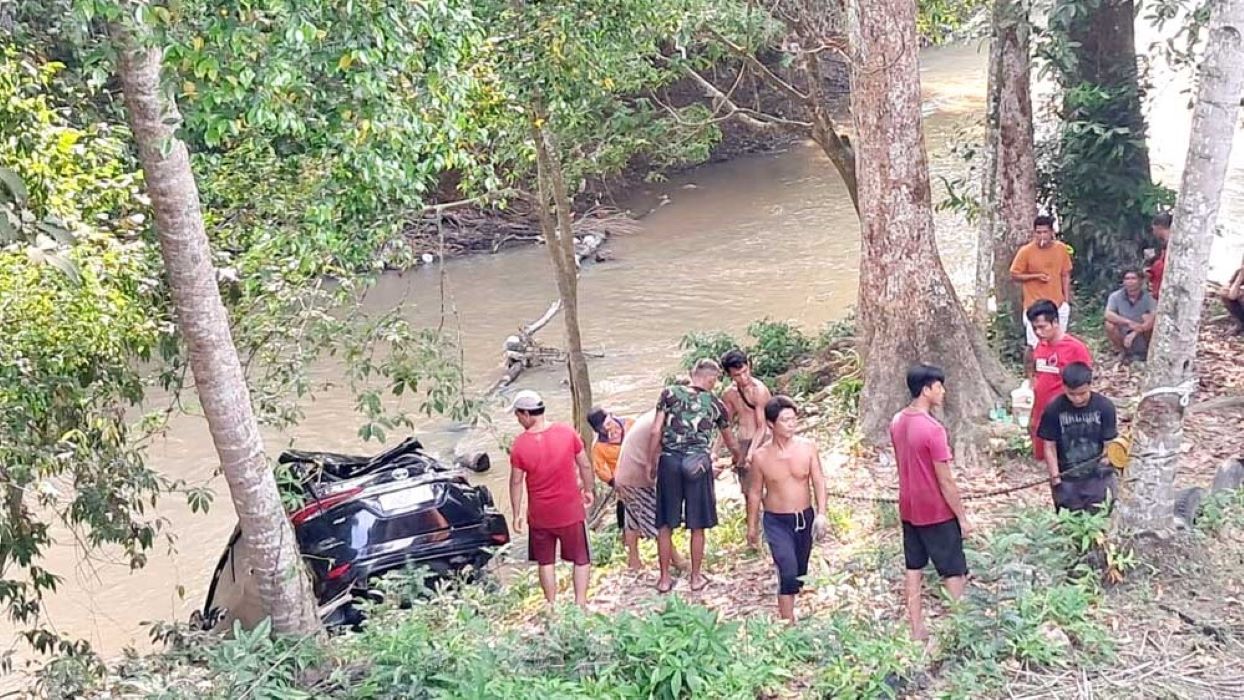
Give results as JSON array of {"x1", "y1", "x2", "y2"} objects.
[{"x1": 1138, "y1": 379, "x2": 1198, "y2": 408}]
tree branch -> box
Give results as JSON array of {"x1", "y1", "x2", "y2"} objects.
[
  {"x1": 703, "y1": 26, "x2": 811, "y2": 106},
  {"x1": 676, "y1": 63, "x2": 812, "y2": 133}
]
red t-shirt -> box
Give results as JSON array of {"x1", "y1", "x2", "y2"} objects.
[
  {"x1": 509, "y1": 422, "x2": 586, "y2": 529},
  {"x1": 889, "y1": 409, "x2": 956, "y2": 526},
  {"x1": 1032, "y1": 333, "x2": 1093, "y2": 417},
  {"x1": 1149, "y1": 251, "x2": 1166, "y2": 299}
]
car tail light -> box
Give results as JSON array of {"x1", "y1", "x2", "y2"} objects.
[
  {"x1": 289, "y1": 487, "x2": 363, "y2": 526},
  {"x1": 326, "y1": 562, "x2": 351, "y2": 580},
  {"x1": 490, "y1": 532, "x2": 510, "y2": 545}
]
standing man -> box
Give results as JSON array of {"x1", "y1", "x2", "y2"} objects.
[
  {"x1": 648, "y1": 358, "x2": 743, "y2": 594},
  {"x1": 1103, "y1": 269, "x2": 1156, "y2": 362},
  {"x1": 745, "y1": 396, "x2": 828, "y2": 623},
  {"x1": 720, "y1": 349, "x2": 773, "y2": 516},
  {"x1": 1027, "y1": 299, "x2": 1093, "y2": 465},
  {"x1": 586, "y1": 406, "x2": 638, "y2": 567},
  {"x1": 1010, "y1": 215, "x2": 1073, "y2": 357},
  {"x1": 613, "y1": 409, "x2": 689, "y2": 572},
  {"x1": 890, "y1": 364, "x2": 970, "y2": 643},
  {"x1": 1036, "y1": 363, "x2": 1119, "y2": 512},
  {"x1": 507, "y1": 390, "x2": 595, "y2": 608},
  {"x1": 1147, "y1": 212, "x2": 1172, "y2": 298}
]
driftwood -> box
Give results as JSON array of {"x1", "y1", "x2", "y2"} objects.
[{"x1": 485, "y1": 214, "x2": 632, "y2": 394}]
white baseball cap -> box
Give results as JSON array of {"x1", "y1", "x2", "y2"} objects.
[{"x1": 507, "y1": 389, "x2": 544, "y2": 413}]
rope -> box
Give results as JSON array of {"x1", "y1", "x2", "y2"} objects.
[
  {"x1": 823, "y1": 454, "x2": 1114, "y2": 505},
  {"x1": 1137, "y1": 379, "x2": 1197, "y2": 408}
]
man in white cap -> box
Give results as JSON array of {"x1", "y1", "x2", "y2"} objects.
[{"x1": 507, "y1": 389, "x2": 596, "y2": 608}]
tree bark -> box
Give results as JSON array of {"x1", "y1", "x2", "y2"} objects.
[
  {"x1": 1119, "y1": 0, "x2": 1244, "y2": 534},
  {"x1": 846, "y1": 0, "x2": 1007, "y2": 448},
  {"x1": 975, "y1": 0, "x2": 1036, "y2": 328},
  {"x1": 532, "y1": 122, "x2": 594, "y2": 446},
  {"x1": 112, "y1": 22, "x2": 321, "y2": 635}
]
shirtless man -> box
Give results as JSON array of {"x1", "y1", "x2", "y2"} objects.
[
  {"x1": 721, "y1": 349, "x2": 773, "y2": 512},
  {"x1": 746, "y1": 395, "x2": 828, "y2": 622}
]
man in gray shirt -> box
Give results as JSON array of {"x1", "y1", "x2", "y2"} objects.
[{"x1": 1104, "y1": 269, "x2": 1156, "y2": 362}]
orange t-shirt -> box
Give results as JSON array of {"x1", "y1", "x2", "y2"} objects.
[
  {"x1": 591, "y1": 417, "x2": 634, "y2": 483},
  {"x1": 1009, "y1": 241, "x2": 1073, "y2": 310}
]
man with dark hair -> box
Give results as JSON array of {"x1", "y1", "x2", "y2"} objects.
[
  {"x1": 1010, "y1": 215, "x2": 1073, "y2": 351},
  {"x1": 1147, "y1": 212, "x2": 1172, "y2": 298},
  {"x1": 720, "y1": 348, "x2": 773, "y2": 517},
  {"x1": 508, "y1": 390, "x2": 596, "y2": 608},
  {"x1": 1104, "y1": 269, "x2": 1156, "y2": 362},
  {"x1": 890, "y1": 364, "x2": 970, "y2": 642},
  {"x1": 745, "y1": 395, "x2": 827, "y2": 623},
  {"x1": 648, "y1": 358, "x2": 743, "y2": 593},
  {"x1": 1036, "y1": 363, "x2": 1119, "y2": 512},
  {"x1": 1026, "y1": 299, "x2": 1093, "y2": 465},
  {"x1": 586, "y1": 406, "x2": 636, "y2": 564}
]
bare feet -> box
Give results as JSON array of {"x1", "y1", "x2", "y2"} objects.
[
  {"x1": 689, "y1": 574, "x2": 711, "y2": 592},
  {"x1": 655, "y1": 576, "x2": 675, "y2": 594}
]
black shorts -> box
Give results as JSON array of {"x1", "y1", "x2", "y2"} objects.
[
  {"x1": 902, "y1": 518, "x2": 968, "y2": 578},
  {"x1": 1052, "y1": 471, "x2": 1117, "y2": 513},
  {"x1": 655, "y1": 451, "x2": 718, "y2": 530},
  {"x1": 764, "y1": 507, "x2": 814, "y2": 595}
]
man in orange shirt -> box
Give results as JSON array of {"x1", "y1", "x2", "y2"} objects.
[
  {"x1": 587, "y1": 407, "x2": 637, "y2": 564},
  {"x1": 1010, "y1": 215, "x2": 1073, "y2": 359}
]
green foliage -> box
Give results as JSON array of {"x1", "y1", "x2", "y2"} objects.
[
  {"x1": 918, "y1": 0, "x2": 989, "y2": 45},
  {"x1": 202, "y1": 620, "x2": 323, "y2": 700},
  {"x1": 936, "y1": 508, "x2": 1117, "y2": 696},
  {"x1": 1195, "y1": 488, "x2": 1244, "y2": 535},
  {"x1": 745, "y1": 320, "x2": 812, "y2": 383},
  {"x1": 1035, "y1": 0, "x2": 1175, "y2": 296},
  {"x1": 676, "y1": 321, "x2": 813, "y2": 387},
  {"x1": 677, "y1": 330, "x2": 740, "y2": 372}
]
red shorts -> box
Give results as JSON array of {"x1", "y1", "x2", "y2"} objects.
[{"x1": 528, "y1": 521, "x2": 591, "y2": 566}]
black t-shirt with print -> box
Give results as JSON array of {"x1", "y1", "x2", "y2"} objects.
[{"x1": 1036, "y1": 392, "x2": 1118, "y2": 479}]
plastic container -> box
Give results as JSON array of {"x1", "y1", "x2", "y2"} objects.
[{"x1": 1011, "y1": 380, "x2": 1035, "y2": 428}]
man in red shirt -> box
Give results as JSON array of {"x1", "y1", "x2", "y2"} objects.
[
  {"x1": 889, "y1": 364, "x2": 971, "y2": 642},
  {"x1": 1147, "y1": 212, "x2": 1171, "y2": 298},
  {"x1": 507, "y1": 390, "x2": 596, "y2": 608},
  {"x1": 1025, "y1": 299, "x2": 1093, "y2": 464}
]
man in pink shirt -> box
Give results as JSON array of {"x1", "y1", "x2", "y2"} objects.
[
  {"x1": 507, "y1": 390, "x2": 596, "y2": 608},
  {"x1": 889, "y1": 364, "x2": 971, "y2": 642}
]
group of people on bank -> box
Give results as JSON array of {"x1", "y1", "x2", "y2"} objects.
[{"x1": 502, "y1": 212, "x2": 1242, "y2": 637}]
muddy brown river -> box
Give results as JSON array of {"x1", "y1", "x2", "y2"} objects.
[{"x1": 4, "y1": 38, "x2": 1243, "y2": 681}]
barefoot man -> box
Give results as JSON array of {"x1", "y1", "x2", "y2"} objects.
[
  {"x1": 891, "y1": 364, "x2": 971, "y2": 642},
  {"x1": 746, "y1": 395, "x2": 828, "y2": 622},
  {"x1": 721, "y1": 349, "x2": 773, "y2": 514}
]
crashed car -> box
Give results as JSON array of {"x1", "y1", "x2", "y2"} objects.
[{"x1": 196, "y1": 438, "x2": 509, "y2": 629}]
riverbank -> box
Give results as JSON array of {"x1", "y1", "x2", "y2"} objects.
[{"x1": 42, "y1": 311, "x2": 1244, "y2": 699}]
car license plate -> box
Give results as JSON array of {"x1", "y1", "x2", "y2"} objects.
[{"x1": 377, "y1": 485, "x2": 433, "y2": 513}]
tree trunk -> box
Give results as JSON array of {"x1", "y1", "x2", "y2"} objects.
[
  {"x1": 976, "y1": 0, "x2": 1036, "y2": 328},
  {"x1": 846, "y1": 0, "x2": 1007, "y2": 449},
  {"x1": 112, "y1": 22, "x2": 321, "y2": 636},
  {"x1": 532, "y1": 123, "x2": 594, "y2": 446},
  {"x1": 1055, "y1": 0, "x2": 1155, "y2": 294},
  {"x1": 1119, "y1": 0, "x2": 1244, "y2": 534}
]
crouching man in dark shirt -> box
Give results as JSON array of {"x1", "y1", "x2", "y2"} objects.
[{"x1": 1037, "y1": 362, "x2": 1119, "y2": 513}]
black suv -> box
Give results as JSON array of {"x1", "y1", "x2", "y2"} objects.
[{"x1": 197, "y1": 438, "x2": 509, "y2": 629}]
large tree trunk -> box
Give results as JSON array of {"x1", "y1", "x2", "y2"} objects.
[
  {"x1": 113, "y1": 22, "x2": 321, "y2": 635},
  {"x1": 1119, "y1": 0, "x2": 1244, "y2": 534},
  {"x1": 846, "y1": 0, "x2": 1008, "y2": 450},
  {"x1": 532, "y1": 123, "x2": 594, "y2": 446},
  {"x1": 1054, "y1": 0, "x2": 1154, "y2": 293},
  {"x1": 975, "y1": 0, "x2": 1036, "y2": 328}
]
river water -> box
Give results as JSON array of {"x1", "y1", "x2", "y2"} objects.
[{"x1": 4, "y1": 38, "x2": 1243, "y2": 678}]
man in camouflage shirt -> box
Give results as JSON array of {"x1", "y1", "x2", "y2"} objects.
[{"x1": 647, "y1": 358, "x2": 743, "y2": 593}]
